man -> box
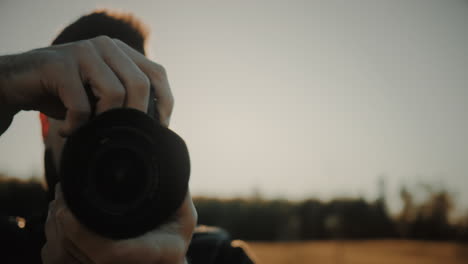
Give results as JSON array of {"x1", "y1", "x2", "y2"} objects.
[
  {"x1": 0, "y1": 10, "x2": 254, "y2": 264},
  {"x1": 0, "y1": 10, "x2": 196, "y2": 264}
]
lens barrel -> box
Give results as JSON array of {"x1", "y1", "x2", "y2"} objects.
[{"x1": 60, "y1": 108, "x2": 190, "y2": 239}]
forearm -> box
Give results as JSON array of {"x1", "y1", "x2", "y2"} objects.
[{"x1": 0, "y1": 54, "x2": 22, "y2": 136}]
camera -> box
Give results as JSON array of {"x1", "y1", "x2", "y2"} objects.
[{"x1": 59, "y1": 90, "x2": 190, "y2": 239}]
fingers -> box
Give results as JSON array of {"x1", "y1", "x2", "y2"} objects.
[
  {"x1": 55, "y1": 36, "x2": 172, "y2": 136},
  {"x1": 44, "y1": 184, "x2": 65, "y2": 244},
  {"x1": 114, "y1": 191, "x2": 196, "y2": 263},
  {"x1": 114, "y1": 39, "x2": 174, "y2": 127},
  {"x1": 49, "y1": 184, "x2": 115, "y2": 263},
  {"x1": 44, "y1": 199, "x2": 58, "y2": 244},
  {"x1": 92, "y1": 36, "x2": 150, "y2": 113},
  {"x1": 15, "y1": 35, "x2": 174, "y2": 137},
  {"x1": 81, "y1": 36, "x2": 173, "y2": 125},
  {"x1": 42, "y1": 184, "x2": 88, "y2": 264},
  {"x1": 42, "y1": 186, "x2": 61, "y2": 263},
  {"x1": 39, "y1": 56, "x2": 91, "y2": 137},
  {"x1": 45, "y1": 183, "x2": 194, "y2": 264},
  {"x1": 73, "y1": 40, "x2": 126, "y2": 115}
]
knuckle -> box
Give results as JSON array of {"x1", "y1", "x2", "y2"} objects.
[
  {"x1": 107, "y1": 88, "x2": 126, "y2": 102},
  {"x1": 167, "y1": 93, "x2": 175, "y2": 108},
  {"x1": 154, "y1": 63, "x2": 167, "y2": 75},
  {"x1": 73, "y1": 40, "x2": 93, "y2": 55},
  {"x1": 93, "y1": 35, "x2": 113, "y2": 44},
  {"x1": 93, "y1": 35, "x2": 115, "y2": 47},
  {"x1": 129, "y1": 74, "x2": 150, "y2": 92},
  {"x1": 112, "y1": 38, "x2": 129, "y2": 50},
  {"x1": 122, "y1": 75, "x2": 150, "y2": 103},
  {"x1": 149, "y1": 62, "x2": 168, "y2": 80},
  {"x1": 112, "y1": 38, "x2": 124, "y2": 45}
]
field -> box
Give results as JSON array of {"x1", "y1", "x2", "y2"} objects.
[{"x1": 247, "y1": 240, "x2": 468, "y2": 264}]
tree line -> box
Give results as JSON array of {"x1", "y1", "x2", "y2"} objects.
[
  {"x1": 195, "y1": 193, "x2": 467, "y2": 241},
  {"x1": 0, "y1": 173, "x2": 467, "y2": 241}
]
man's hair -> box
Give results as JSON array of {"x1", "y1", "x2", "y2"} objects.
[{"x1": 52, "y1": 10, "x2": 149, "y2": 54}]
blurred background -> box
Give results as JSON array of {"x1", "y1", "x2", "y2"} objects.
[{"x1": 0, "y1": 0, "x2": 467, "y2": 263}]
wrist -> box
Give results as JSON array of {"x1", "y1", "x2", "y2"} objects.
[{"x1": 0, "y1": 51, "x2": 43, "y2": 112}]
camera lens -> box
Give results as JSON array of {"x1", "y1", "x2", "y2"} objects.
[
  {"x1": 93, "y1": 148, "x2": 147, "y2": 204},
  {"x1": 60, "y1": 108, "x2": 190, "y2": 239}
]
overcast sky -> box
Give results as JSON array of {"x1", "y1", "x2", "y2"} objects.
[{"x1": 0, "y1": 0, "x2": 467, "y2": 214}]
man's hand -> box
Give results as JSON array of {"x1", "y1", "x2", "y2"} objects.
[
  {"x1": 0, "y1": 36, "x2": 174, "y2": 135},
  {"x1": 42, "y1": 184, "x2": 197, "y2": 264}
]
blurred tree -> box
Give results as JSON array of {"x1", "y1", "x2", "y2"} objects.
[
  {"x1": 410, "y1": 188, "x2": 454, "y2": 240},
  {"x1": 398, "y1": 186, "x2": 414, "y2": 237},
  {"x1": 1, "y1": 171, "x2": 463, "y2": 242},
  {"x1": 298, "y1": 199, "x2": 326, "y2": 240}
]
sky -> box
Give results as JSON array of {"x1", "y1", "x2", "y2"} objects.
[{"x1": 0, "y1": 0, "x2": 467, "y2": 214}]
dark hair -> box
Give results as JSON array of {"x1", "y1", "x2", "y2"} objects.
[{"x1": 52, "y1": 10, "x2": 149, "y2": 54}]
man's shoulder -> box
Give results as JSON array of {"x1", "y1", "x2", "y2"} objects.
[{"x1": 187, "y1": 225, "x2": 256, "y2": 264}]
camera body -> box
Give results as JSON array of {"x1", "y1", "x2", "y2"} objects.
[{"x1": 60, "y1": 96, "x2": 190, "y2": 239}]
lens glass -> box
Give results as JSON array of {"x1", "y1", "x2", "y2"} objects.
[{"x1": 93, "y1": 148, "x2": 147, "y2": 204}]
